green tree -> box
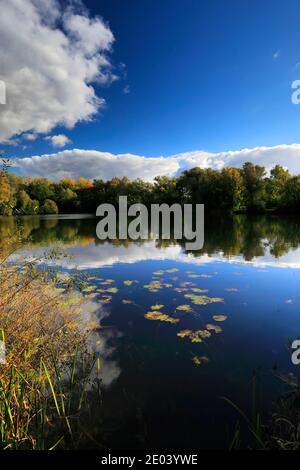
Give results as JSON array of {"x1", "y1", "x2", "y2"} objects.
[
  {"x1": 28, "y1": 178, "x2": 55, "y2": 202},
  {"x1": 41, "y1": 199, "x2": 59, "y2": 215},
  {"x1": 242, "y1": 162, "x2": 266, "y2": 212}
]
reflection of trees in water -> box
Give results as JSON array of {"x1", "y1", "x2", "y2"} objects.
[
  {"x1": 1, "y1": 214, "x2": 300, "y2": 261},
  {"x1": 180, "y1": 215, "x2": 300, "y2": 261}
]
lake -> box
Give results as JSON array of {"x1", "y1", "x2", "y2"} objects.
[{"x1": 1, "y1": 213, "x2": 300, "y2": 449}]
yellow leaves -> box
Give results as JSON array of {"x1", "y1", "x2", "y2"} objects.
[
  {"x1": 100, "y1": 296, "x2": 112, "y2": 304},
  {"x1": 82, "y1": 285, "x2": 97, "y2": 293},
  {"x1": 191, "y1": 288, "x2": 209, "y2": 293},
  {"x1": 177, "y1": 329, "x2": 193, "y2": 338},
  {"x1": 206, "y1": 323, "x2": 222, "y2": 333},
  {"x1": 212, "y1": 315, "x2": 227, "y2": 322},
  {"x1": 184, "y1": 294, "x2": 224, "y2": 305},
  {"x1": 123, "y1": 280, "x2": 138, "y2": 286},
  {"x1": 143, "y1": 280, "x2": 172, "y2": 292},
  {"x1": 143, "y1": 281, "x2": 161, "y2": 292},
  {"x1": 100, "y1": 279, "x2": 115, "y2": 285},
  {"x1": 105, "y1": 287, "x2": 118, "y2": 294},
  {"x1": 192, "y1": 356, "x2": 209, "y2": 366},
  {"x1": 98, "y1": 287, "x2": 118, "y2": 295},
  {"x1": 152, "y1": 268, "x2": 179, "y2": 275},
  {"x1": 144, "y1": 311, "x2": 179, "y2": 324},
  {"x1": 176, "y1": 304, "x2": 192, "y2": 312},
  {"x1": 150, "y1": 304, "x2": 164, "y2": 310},
  {"x1": 174, "y1": 287, "x2": 188, "y2": 293},
  {"x1": 176, "y1": 329, "x2": 211, "y2": 343}
]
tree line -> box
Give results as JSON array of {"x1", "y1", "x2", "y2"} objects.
[{"x1": 0, "y1": 162, "x2": 300, "y2": 215}]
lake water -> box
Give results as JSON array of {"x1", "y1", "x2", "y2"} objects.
[{"x1": 1, "y1": 214, "x2": 300, "y2": 449}]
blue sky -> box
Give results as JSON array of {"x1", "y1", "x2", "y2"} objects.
[
  {"x1": 87, "y1": 0, "x2": 300, "y2": 156},
  {"x1": 2, "y1": 0, "x2": 300, "y2": 179}
]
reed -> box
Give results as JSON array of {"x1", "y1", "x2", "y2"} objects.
[{"x1": 0, "y1": 236, "x2": 102, "y2": 450}]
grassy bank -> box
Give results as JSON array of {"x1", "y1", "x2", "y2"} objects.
[{"x1": 0, "y1": 238, "x2": 102, "y2": 450}]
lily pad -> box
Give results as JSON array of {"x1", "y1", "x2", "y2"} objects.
[
  {"x1": 100, "y1": 296, "x2": 112, "y2": 304},
  {"x1": 192, "y1": 356, "x2": 209, "y2": 366},
  {"x1": 206, "y1": 323, "x2": 222, "y2": 333},
  {"x1": 100, "y1": 279, "x2": 115, "y2": 285},
  {"x1": 144, "y1": 311, "x2": 179, "y2": 324},
  {"x1": 176, "y1": 304, "x2": 192, "y2": 312},
  {"x1": 185, "y1": 295, "x2": 224, "y2": 305},
  {"x1": 212, "y1": 315, "x2": 227, "y2": 322},
  {"x1": 176, "y1": 328, "x2": 211, "y2": 343},
  {"x1": 177, "y1": 329, "x2": 194, "y2": 338},
  {"x1": 174, "y1": 287, "x2": 188, "y2": 293},
  {"x1": 104, "y1": 287, "x2": 118, "y2": 294},
  {"x1": 151, "y1": 304, "x2": 164, "y2": 310},
  {"x1": 191, "y1": 288, "x2": 209, "y2": 293}
]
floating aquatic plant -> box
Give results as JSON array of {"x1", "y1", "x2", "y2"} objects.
[
  {"x1": 212, "y1": 315, "x2": 227, "y2": 322},
  {"x1": 174, "y1": 287, "x2": 188, "y2": 293},
  {"x1": 100, "y1": 279, "x2": 115, "y2": 285},
  {"x1": 224, "y1": 288, "x2": 239, "y2": 292},
  {"x1": 176, "y1": 329, "x2": 211, "y2": 343},
  {"x1": 143, "y1": 280, "x2": 163, "y2": 292},
  {"x1": 123, "y1": 279, "x2": 139, "y2": 286},
  {"x1": 176, "y1": 304, "x2": 192, "y2": 312},
  {"x1": 122, "y1": 299, "x2": 133, "y2": 304},
  {"x1": 82, "y1": 285, "x2": 97, "y2": 293},
  {"x1": 192, "y1": 356, "x2": 209, "y2": 366},
  {"x1": 98, "y1": 287, "x2": 118, "y2": 294},
  {"x1": 144, "y1": 280, "x2": 172, "y2": 292},
  {"x1": 177, "y1": 329, "x2": 194, "y2": 338},
  {"x1": 184, "y1": 294, "x2": 224, "y2": 305},
  {"x1": 206, "y1": 323, "x2": 222, "y2": 333},
  {"x1": 100, "y1": 296, "x2": 112, "y2": 304},
  {"x1": 144, "y1": 311, "x2": 179, "y2": 324},
  {"x1": 150, "y1": 304, "x2": 164, "y2": 310}
]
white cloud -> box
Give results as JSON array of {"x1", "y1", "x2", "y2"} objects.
[
  {"x1": 13, "y1": 143, "x2": 300, "y2": 181},
  {"x1": 45, "y1": 134, "x2": 72, "y2": 148},
  {"x1": 14, "y1": 239, "x2": 300, "y2": 270},
  {"x1": 23, "y1": 133, "x2": 37, "y2": 141},
  {"x1": 14, "y1": 149, "x2": 180, "y2": 181},
  {"x1": 0, "y1": 0, "x2": 115, "y2": 143}
]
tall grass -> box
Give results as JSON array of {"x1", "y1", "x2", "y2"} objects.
[
  {"x1": 0, "y1": 235, "x2": 102, "y2": 450},
  {"x1": 225, "y1": 371, "x2": 300, "y2": 450}
]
